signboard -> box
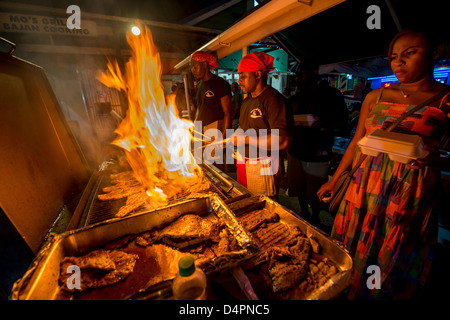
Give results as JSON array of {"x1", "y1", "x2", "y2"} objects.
[{"x1": 0, "y1": 12, "x2": 98, "y2": 37}]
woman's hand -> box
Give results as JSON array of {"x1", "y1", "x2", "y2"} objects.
[{"x1": 317, "y1": 179, "x2": 337, "y2": 202}]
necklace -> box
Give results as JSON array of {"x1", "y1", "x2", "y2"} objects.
[{"x1": 399, "y1": 85, "x2": 409, "y2": 98}]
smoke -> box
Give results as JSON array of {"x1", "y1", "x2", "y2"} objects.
[{"x1": 13, "y1": 49, "x2": 117, "y2": 170}]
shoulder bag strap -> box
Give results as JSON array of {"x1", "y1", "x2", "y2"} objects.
[{"x1": 385, "y1": 88, "x2": 450, "y2": 132}]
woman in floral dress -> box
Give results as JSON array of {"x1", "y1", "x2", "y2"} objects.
[{"x1": 317, "y1": 28, "x2": 450, "y2": 299}]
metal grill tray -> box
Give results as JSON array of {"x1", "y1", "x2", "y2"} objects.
[
  {"x1": 74, "y1": 162, "x2": 247, "y2": 227},
  {"x1": 229, "y1": 195, "x2": 353, "y2": 300},
  {"x1": 11, "y1": 195, "x2": 259, "y2": 300}
]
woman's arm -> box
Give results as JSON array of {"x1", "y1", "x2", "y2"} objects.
[
  {"x1": 414, "y1": 93, "x2": 450, "y2": 171},
  {"x1": 317, "y1": 89, "x2": 379, "y2": 200}
]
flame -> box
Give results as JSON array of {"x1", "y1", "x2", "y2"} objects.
[{"x1": 99, "y1": 26, "x2": 203, "y2": 207}]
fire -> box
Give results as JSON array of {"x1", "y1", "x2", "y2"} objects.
[{"x1": 99, "y1": 26, "x2": 203, "y2": 208}]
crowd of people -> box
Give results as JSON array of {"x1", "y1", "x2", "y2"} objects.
[{"x1": 168, "y1": 27, "x2": 449, "y2": 300}]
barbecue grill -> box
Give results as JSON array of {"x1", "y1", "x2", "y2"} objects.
[
  {"x1": 0, "y1": 37, "x2": 249, "y2": 254},
  {"x1": 2, "y1": 39, "x2": 352, "y2": 300},
  {"x1": 67, "y1": 162, "x2": 251, "y2": 229}
]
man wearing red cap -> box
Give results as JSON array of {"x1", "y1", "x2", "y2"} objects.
[
  {"x1": 190, "y1": 51, "x2": 232, "y2": 137},
  {"x1": 229, "y1": 52, "x2": 292, "y2": 198},
  {"x1": 190, "y1": 51, "x2": 232, "y2": 171}
]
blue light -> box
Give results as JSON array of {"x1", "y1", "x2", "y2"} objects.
[{"x1": 369, "y1": 68, "x2": 449, "y2": 83}]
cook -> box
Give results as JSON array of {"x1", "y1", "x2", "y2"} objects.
[{"x1": 227, "y1": 52, "x2": 292, "y2": 199}]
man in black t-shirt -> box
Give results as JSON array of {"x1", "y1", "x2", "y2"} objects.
[
  {"x1": 190, "y1": 51, "x2": 232, "y2": 171},
  {"x1": 190, "y1": 51, "x2": 232, "y2": 136},
  {"x1": 231, "y1": 82, "x2": 243, "y2": 129},
  {"x1": 228, "y1": 52, "x2": 292, "y2": 198}
]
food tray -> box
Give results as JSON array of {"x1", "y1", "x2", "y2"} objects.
[
  {"x1": 358, "y1": 129, "x2": 429, "y2": 164},
  {"x1": 228, "y1": 195, "x2": 353, "y2": 300},
  {"x1": 11, "y1": 194, "x2": 259, "y2": 300}
]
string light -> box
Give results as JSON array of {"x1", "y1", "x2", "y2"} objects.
[{"x1": 131, "y1": 26, "x2": 141, "y2": 36}]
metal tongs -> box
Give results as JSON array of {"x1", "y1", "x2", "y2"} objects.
[{"x1": 124, "y1": 279, "x2": 174, "y2": 300}]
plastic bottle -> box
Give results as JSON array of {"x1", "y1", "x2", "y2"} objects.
[{"x1": 172, "y1": 255, "x2": 207, "y2": 300}]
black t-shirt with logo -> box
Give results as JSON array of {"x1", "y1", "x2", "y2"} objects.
[
  {"x1": 194, "y1": 74, "x2": 231, "y2": 127},
  {"x1": 238, "y1": 86, "x2": 291, "y2": 158}
]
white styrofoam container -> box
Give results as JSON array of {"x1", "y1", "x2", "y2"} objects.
[
  {"x1": 357, "y1": 129, "x2": 429, "y2": 164},
  {"x1": 294, "y1": 114, "x2": 317, "y2": 127}
]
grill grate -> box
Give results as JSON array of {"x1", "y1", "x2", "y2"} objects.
[{"x1": 83, "y1": 168, "x2": 232, "y2": 227}]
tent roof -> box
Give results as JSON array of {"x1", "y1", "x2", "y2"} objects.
[{"x1": 319, "y1": 57, "x2": 392, "y2": 78}]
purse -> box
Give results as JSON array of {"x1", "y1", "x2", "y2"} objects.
[
  {"x1": 327, "y1": 89, "x2": 450, "y2": 214},
  {"x1": 328, "y1": 155, "x2": 365, "y2": 214}
]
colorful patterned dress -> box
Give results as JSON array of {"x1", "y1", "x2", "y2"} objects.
[{"x1": 332, "y1": 89, "x2": 449, "y2": 299}]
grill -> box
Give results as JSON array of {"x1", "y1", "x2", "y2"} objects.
[
  {"x1": 0, "y1": 40, "x2": 90, "y2": 254},
  {"x1": 69, "y1": 162, "x2": 250, "y2": 228},
  {"x1": 2, "y1": 38, "x2": 353, "y2": 301}
]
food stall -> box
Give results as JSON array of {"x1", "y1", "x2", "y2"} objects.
[{"x1": 1, "y1": 0, "x2": 354, "y2": 300}]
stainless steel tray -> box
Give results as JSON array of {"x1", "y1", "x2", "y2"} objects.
[
  {"x1": 230, "y1": 195, "x2": 353, "y2": 300},
  {"x1": 11, "y1": 194, "x2": 258, "y2": 300}
]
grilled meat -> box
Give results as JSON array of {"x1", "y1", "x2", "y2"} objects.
[
  {"x1": 116, "y1": 191, "x2": 150, "y2": 217},
  {"x1": 239, "y1": 209, "x2": 279, "y2": 232},
  {"x1": 269, "y1": 261, "x2": 307, "y2": 293},
  {"x1": 157, "y1": 214, "x2": 216, "y2": 246},
  {"x1": 140, "y1": 244, "x2": 186, "y2": 289},
  {"x1": 185, "y1": 178, "x2": 211, "y2": 193},
  {"x1": 97, "y1": 184, "x2": 144, "y2": 201},
  {"x1": 60, "y1": 249, "x2": 138, "y2": 292},
  {"x1": 212, "y1": 228, "x2": 240, "y2": 256},
  {"x1": 237, "y1": 204, "x2": 338, "y2": 296},
  {"x1": 60, "y1": 249, "x2": 116, "y2": 271},
  {"x1": 253, "y1": 221, "x2": 291, "y2": 249},
  {"x1": 308, "y1": 235, "x2": 321, "y2": 254},
  {"x1": 135, "y1": 231, "x2": 159, "y2": 247},
  {"x1": 135, "y1": 214, "x2": 222, "y2": 249},
  {"x1": 102, "y1": 179, "x2": 140, "y2": 193},
  {"x1": 288, "y1": 232, "x2": 311, "y2": 263},
  {"x1": 109, "y1": 171, "x2": 136, "y2": 183},
  {"x1": 97, "y1": 171, "x2": 211, "y2": 218},
  {"x1": 262, "y1": 236, "x2": 311, "y2": 293},
  {"x1": 293, "y1": 258, "x2": 339, "y2": 299}
]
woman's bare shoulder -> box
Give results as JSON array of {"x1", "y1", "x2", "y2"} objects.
[
  {"x1": 366, "y1": 88, "x2": 382, "y2": 101},
  {"x1": 362, "y1": 88, "x2": 384, "y2": 111}
]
